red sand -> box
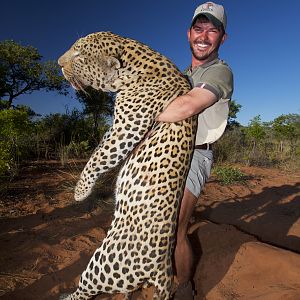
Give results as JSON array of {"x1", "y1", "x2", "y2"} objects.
[{"x1": 0, "y1": 163, "x2": 299, "y2": 299}]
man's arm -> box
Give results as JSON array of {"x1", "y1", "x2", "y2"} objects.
[{"x1": 156, "y1": 87, "x2": 217, "y2": 123}]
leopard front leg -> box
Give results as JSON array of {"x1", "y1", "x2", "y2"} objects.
[
  {"x1": 146, "y1": 257, "x2": 173, "y2": 300},
  {"x1": 59, "y1": 291, "x2": 88, "y2": 300},
  {"x1": 59, "y1": 277, "x2": 101, "y2": 300}
]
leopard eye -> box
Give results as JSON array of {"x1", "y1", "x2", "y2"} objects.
[
  {"x1": 77, "y1": 56, "x2": 85, "y2": 63},
  {"x1": 73, "y1": 51, "x2": 85, "y2": 63},
  {"x1": 73, "y1": 51, "x2": 81, "y2": 58}
]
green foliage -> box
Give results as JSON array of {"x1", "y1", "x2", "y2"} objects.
[
  {"x1": 270, "y1": 113, "x2": 300, "y2": 162},
  {"x1": 213, "y1": 166, "x2": 246, "y2": 185},
  {"x1": 0, "y1": 109, "x2": 33, "y2": 176},
  {"x1": 0, "y1": 100, "x2": 8, "y2": 110},
  {"x1": 34, "y1": 110, "x2": 89, "y2": 159},
  {"x1": 0, "y1": 40, "x2": 69, "y2": 108},
  {"x1": 214, "y1": 113, "x2": 300, "y2": 169},
  {"x1": 213, "y1": 126, "x2": 246, "y2": 164},
  {"x1": 0, "y1": 109, "x2": 32, "y2": 136},
  {"x1": 228, "y1": 100, "x2": 242, "y2": 128},
  {"x1": 272, "y1": 114, "x2": 300, "y2": 143},
  {"x1": 31, "y1": 108, "x2": 110, "y2": 161},
  {"x1": 242, "y1": 115, "x2": 267, "y2": 165},
  {"x1": 36, "y1": 110, "x2": 86, "y2": 144},
  {"x1": 76, "y1": 87, "x2": 114, "y2": 145},
  {"x1": 244, "y1": 115, "x2": 266, "y2": 142}
]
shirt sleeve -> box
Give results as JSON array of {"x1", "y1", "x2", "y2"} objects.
[{"x1": 194, "y1": 63, "x2": 234, "y2": 100}]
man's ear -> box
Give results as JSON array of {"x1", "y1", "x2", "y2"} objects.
[
  {"x1": 187, "y1": 28, "x2": 191, "y2": 42},
  {"x1": 221, "y1": 32, "x2": 228, "y2": 44}
]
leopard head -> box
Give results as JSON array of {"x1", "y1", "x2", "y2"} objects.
[{"x1": 58, "y1": 32, "x2": 125, "y2": 92}]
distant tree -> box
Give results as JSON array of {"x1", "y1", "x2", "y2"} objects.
[
  {"x1": 33, "y1": 109, "x2": 93, "y2": 160},
  {"x1": 76, "y1": 87, "x2": 114, "y2": 144},
  {"x1": 243, "y1": 115, "x2": 266, "y2": 165},
  {"x1": 272, "y1": 113, "x2": 300, "y2": 155},
  {"x1": 245, "y1": 115, "x2": 266, "y2": 146},
  {"x1": 227, "y1": 100, "x2": 242, "y2": 128},
  {"x1": 14, "y1": 104, "x2": 40, "y2": 118},
  {"x1": 36, "y1": 110, "x2": 87, "y2": 145},
  {"x1": 0, "y1": 40, "x2": 69, "y2": 109}
]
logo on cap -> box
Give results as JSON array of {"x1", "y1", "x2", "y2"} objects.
[
  {"x1": 191, "y1": 2, "x2": 227, "y2": 30},
  {"x1": 201, "y1": 2, "x2": 215, "y2": 12}
]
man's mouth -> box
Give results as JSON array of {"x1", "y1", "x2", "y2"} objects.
[{"x1": 194, "y1": 42, "x2": 210, "y2": 50}]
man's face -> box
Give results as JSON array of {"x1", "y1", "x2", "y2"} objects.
[{"x1": 188, "y1": 17, "x2": 227, "y2": 64}]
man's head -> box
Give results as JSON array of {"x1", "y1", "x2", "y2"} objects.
[
  {"x1": 188, "y1": 2, "x2": 227, "y2": 66},
  {"x1": 191, "y1": 2, "x2": 227, "y2": 32}
]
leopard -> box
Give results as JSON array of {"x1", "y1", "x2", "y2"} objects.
[{"x1": 58, "y1": 31, "x2": 197, "y2": 299}]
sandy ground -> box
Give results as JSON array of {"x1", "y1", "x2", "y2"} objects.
[{"x1": 0, "y1": 162, "x2": 299, "y2": 300}]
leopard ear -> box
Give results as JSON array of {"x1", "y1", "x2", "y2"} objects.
[
  {"x1": 106, "y1": 56, "x2": 121, "y2": 69},
  {"x1": 97, "y1": 55, "x2": 120, "y2": 71}
]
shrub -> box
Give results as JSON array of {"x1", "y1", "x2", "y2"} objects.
[
  {"x1": 0, "y1": 109, "x2": 33, "y2": 177},
  {"x1": 213, "y1": 166, "x2": 246, "y2": 185}
]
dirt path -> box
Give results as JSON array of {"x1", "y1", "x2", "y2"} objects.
[{"x1": 0, "y1": 163, "x2": 299, "y2": 299}]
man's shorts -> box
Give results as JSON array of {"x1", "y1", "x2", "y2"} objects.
[{"x1": 185, "y1": 149, "x2": 213, "y2": 198}]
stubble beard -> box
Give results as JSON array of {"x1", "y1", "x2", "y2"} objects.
[
  {"x1": 189, "y1": 38, "x2": 222, "y2": 62},
  {"x1": 190, "y1": 43, "x2": 219, "y2": 61}
]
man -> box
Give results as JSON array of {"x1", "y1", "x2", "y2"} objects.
[{"x1": 156, "y1": 2, "x2": 233, "y2": 299}]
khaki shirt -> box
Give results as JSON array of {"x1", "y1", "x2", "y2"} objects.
[{"x1": 185, "y1": 58, "x2": 234, "y2": 145}]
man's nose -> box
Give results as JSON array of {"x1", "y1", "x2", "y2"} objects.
[{"x1": 199, "y1": 30, "x2": 208, "y2": 40}]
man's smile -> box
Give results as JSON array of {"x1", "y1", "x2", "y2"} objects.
[
  {"x1": 196, "y1": 43, "x2": 209, "y2": 48},
  {"x1": 194, "y1": 41, "x2": 211, "y2": 51}
]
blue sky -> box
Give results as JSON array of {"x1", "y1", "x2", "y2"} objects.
[{"x1": 1, "y1": 0, "x2": 299, "y2": 125}]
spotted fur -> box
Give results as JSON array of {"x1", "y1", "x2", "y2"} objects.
[{"x1": 58, "y1": 32, "x2": 196, "y2": 299}]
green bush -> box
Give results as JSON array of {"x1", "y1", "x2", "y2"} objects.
[
  {"x1": 214, "y1": 113, "x2": 300, "y2": 168},
  {"x1": 0, "y1": 109, "x2": 33, "y2": 177},
  {"x1": 213, "y1": 127, "x2": 247, "y2": 164},
  {"x1": 213, "y1": 166, "x2": 246, "y2": 185},
  {"x1": 33, "y1": 110, "x2": 110, "y2": 161}
]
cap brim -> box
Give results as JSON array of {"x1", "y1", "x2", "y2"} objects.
[{"x1": 192, "y1": 12, "x2": 223, "y2": 29}]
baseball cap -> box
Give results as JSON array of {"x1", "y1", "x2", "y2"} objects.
[{"x1": 191, "y1": 2, "x2": 227, "y2": 30}]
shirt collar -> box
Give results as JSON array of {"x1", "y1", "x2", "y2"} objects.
[{"x1": 187, "y1": 57, "x2": 220, "y2": 74}]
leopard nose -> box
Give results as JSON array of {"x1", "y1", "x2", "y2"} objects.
[
  {"x1": 58, "y1": 50, "x2": 80, "y2": 67},
  {"x1": 58, "y1": 53, "x2": 68, "y2": 67},
  {"x1": 58, "y1": 55, "x2": 65, "y2": 67},
  {"x1": 58, "y1": 49, "x2": 73, "y2": 67}
]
